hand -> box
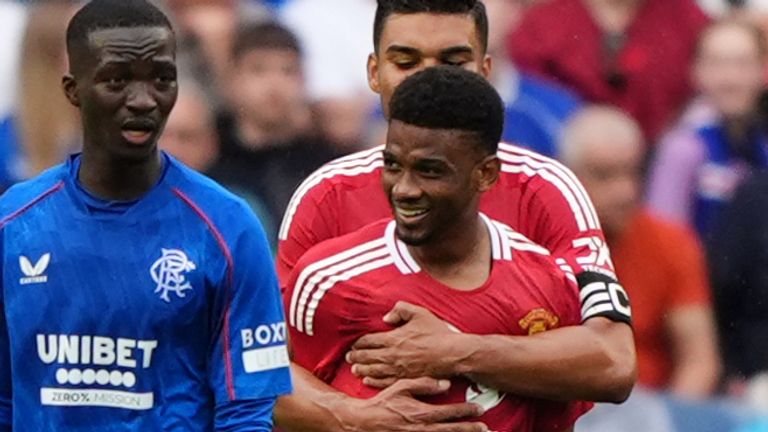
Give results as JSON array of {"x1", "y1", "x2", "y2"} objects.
[
  {"x1": 337, "y1": 377, "x2": 488, "y2": 432},
  {"x1": 347, "y1": 301, "x2": 467, "y2": 388}
]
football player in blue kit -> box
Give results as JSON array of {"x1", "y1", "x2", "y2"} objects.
[{"x1": 0, "y1": 0, "x2": 291, "y2": 430}]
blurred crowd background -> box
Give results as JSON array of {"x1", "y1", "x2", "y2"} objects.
[{"x1": 3, "y1": 0, "x2": 768, "y2": 430}]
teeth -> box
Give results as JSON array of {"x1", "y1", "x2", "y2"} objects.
[
  {"x1": 125, "y1": 130, "x2": 150, "y2": 136},
  {"x1": 397, "y1": 208, "x2": 427, "y2": 217}
]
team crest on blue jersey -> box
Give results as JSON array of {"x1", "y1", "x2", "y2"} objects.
[{"x1": 150, "y1": 249, "x2": 196, "y2": 302}]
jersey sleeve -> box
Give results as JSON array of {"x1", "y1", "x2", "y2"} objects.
[
  {"x1": 214, "y1": 397, "x2": 276, "y2": 432},
  {"x1": 276, "y1": 174, "x2": 340, "y2": 285},
  {"x1": 528, "y1": 255, "x2": 593, "y2": 431},
  {"x1": 532, "y1": 400, "x2": 593, "y2": 432},
  {"x1": 282, "y1": 252, "x2": 356, "y2": 383},
  {"x1": 518, "y1": 155, "x2": 631, "y2": 325},
  {"x1": 210, "y1": 203, "x2": 292, "y2": 409}
]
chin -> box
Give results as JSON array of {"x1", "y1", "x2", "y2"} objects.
[
  {"x1": 113, "y1": 142, "x2": 160, "y2": 163},
  {"x1": 396, "y1": 227, "x2": 432, "y2": 246}
]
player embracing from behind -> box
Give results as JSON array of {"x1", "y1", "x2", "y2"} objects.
[
  {"x1": 0, "y1": 0, "x2": 291, "y2": 430},
  {"x1": 276, "y1": 1, "x2": 635, "y2": 431},
  {"x1": 285, "y1": 65, "x2": 591, "y2": 432}
]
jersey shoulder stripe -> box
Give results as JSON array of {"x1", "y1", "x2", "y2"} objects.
[
  {"x1": 171, "y1": 188, "x2": 238, "y2": 401},
  {"x1": 279, "y1": 146, "x2": 384, "y2": 240},
  {"x1": 497, "y1": 142, "x2": 601, "y2": 232},
  {"x1": 290, "y1": 238, "x2": 392, "y2": 336},
  {"x1": 0, "y1": 180, "x2": 64, "y2": 229}
]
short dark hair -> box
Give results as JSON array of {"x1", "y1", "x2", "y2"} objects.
[
  {"x1": 66, "y1": 0, "x2": 173, "y2": 63},
  {"x1": 373, "y1": 0, "x2": 488, "y2": 54},
  {"x1": 231, "y1": 21, "x2": 301, "y2": 62},
  {"x1": 389, "y1": 65, "x2": 503, "y2": 155}
]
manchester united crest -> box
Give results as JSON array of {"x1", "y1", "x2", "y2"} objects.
[{"x1": 519, "y1": 308, "x2": 559, "y2": 335}]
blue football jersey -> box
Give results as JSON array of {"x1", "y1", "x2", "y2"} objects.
[{"x1": 0, "y1": 154, "x2": 292, "y2": 430}]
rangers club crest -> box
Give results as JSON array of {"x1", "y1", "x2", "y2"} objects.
[{"x1": 150, "y1": 249, "x2": 196, "y2": 303}]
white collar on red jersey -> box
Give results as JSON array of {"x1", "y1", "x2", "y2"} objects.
[{"x1": 384, "y1": 213, "x2": 517, "y2": 275}]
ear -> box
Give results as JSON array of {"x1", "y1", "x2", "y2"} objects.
[
  {"x1": 62, "y1": 74, "x2": 80, "y2": 107},
  {"x1": 480, "y1": 54, "x2": 492, "y2": 80},
  {"x1": 475, "y1": 154, "x2": 501, "y2": 192},
  {"x1": 367, "y1": 53, "x2": 381, "y2": 94}
]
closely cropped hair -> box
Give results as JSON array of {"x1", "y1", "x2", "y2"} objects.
[
  {"x1": 232, "y1": 21, "x2": 301, "y2": 62},
  {"x1": 66, "y1": 0, "x2": 173, "y2": 61},
  {"x1": 389, "y1": 65, "x2": 503, "y2": 155},
  {"x1": 373, "y1": 0, "x2": 488, "y2": 53}
]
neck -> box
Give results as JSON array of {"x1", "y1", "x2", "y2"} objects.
[
  {"x1": 407, "y1": 214, "x2": 491, "y2": 291},
  {"x1": 78, "y1": 146, "x2": 163, "y2": 201}
]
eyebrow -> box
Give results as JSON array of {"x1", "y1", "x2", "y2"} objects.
[
  {"x1": 385, "y1": 45, "x2": 421, "y2": 56},
  {"x1": 385, "y1": 44, "x2": 475, "y2": 56},
  {"x1": 440, "y1": 46, "x2": 474, "y2": 56}
]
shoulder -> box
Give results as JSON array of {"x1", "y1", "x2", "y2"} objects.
[
  {"x1": 0, "y1": 163, "x2": 67, "y2": 225},
  {"x1": 491, "y1": 218, "x2": 579, "y2": 301},
  {"x1": 495, "y1": 143, "x2": 600, "y2": 230},
  {"x1": 291, "y1": 219, "x2": 393, "y2": 277},
  {"x1": 279, "y1": 146, "x2": 383, "y2": 235},
  {"x1": 633, "y1": 211, "x2": 699, "y2": 250},
  {"x1": 165, "y1": 156, "x2": 262, "y2": 237}
]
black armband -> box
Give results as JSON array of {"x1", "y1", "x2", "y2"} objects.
[{"x1": 576, "y1": 271, "x2": 632, "y2": 325}]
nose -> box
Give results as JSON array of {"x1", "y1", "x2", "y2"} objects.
[
  {"x1": 125, "y1": 82, "x2": 158, "y2": 113},
  {"x1": 391, "y1": 170, "x2": 422, "y2": 202}
]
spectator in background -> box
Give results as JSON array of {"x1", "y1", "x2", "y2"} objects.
[
  {"x1": 563, "y1": 106, "x2": 721, "y2": 399},
  {"x1": 210, "y1": 21, "x2": 338, "y2": 237},
  {"x1": 710, "y1": 170, "x2": 768, "y2": 387},
  {"x1": 484, "y1": 0, "x2": 582, "y2": 158},
  {"x1": 0, "y1": 1, "x2": 26, "y2": 191},
  {"x1": 159, "y1": 77, "x2": 219, "y2": 173},
  {"x1": 510, "y1": 0, "x2": 709, "y2": 142},
  {"x1": 280, "y1": 0, "x2": 378, "y2": 149},
  {"x1": 160, "y1": 74, "x2": 276, "y2": 246},
  {"x1": 165, "y1": 0, "x2": 269, "y2": 97},
  {"x1": 647, "y1": 20, "x2": 768, "y2": 242},
  {"x1": 10, "y1": 1, "x2": 80, "y2": 180}
]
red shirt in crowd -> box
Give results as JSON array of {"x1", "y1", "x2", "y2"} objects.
[
  {"x1": 277, "y1": 144, "x2": 616, "y2": 324},
  {"x1": 509, "y1": 0, "x2": 709, "y2": 141},
  {"x1": 611, "y1": 211, "x2": 711, "y2": 389},
  {"x1": 284, "y1": 217, "x2": 590, "y2": 432}
]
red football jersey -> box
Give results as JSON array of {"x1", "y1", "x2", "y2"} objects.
[
  {"x1": 279, "y1": 143, "x2": 622, "y2": 322},
  {"x1": 284, "y1": 216, "x2": 591, "y2": 432}
]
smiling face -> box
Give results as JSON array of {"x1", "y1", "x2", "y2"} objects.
[
  {"x1": 63, "y1": 25, "x2": 178, "y2": 162},
  {"x1": 382, "y1": 120, "x2": 499, "y2": 246},
  {"x1": 368, "y1": 12, "x2": 491, "y2": 118}
]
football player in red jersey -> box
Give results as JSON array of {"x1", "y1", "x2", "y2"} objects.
[
  {"x1": 275, "y1": 1, "x2": 636, "y2": 431},
  {"x1": 285, "y1": 65, "x2": 589, "y2": 432}
]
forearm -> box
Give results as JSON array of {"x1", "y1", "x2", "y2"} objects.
[
  {"x1": 273, "y1": 363, "x2": 349, "y2": 432},
  {"x1": 454, "y1": 319, "x2": 636, "y2": 402}
]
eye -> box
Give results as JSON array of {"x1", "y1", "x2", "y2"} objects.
[
  {"x1": 155, "y1": 74, "x2": 177, "y2": 89},
  {"x1": 105, "y1": 77, "x2": 127, "y2": 90},
  {"x1": 383, "y1": 158, "x2": 402, "y2": 171},
  {"x1": 418, "y1": 166, "x2": 444, "y2": 178}
]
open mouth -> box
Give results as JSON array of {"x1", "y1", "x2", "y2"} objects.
[
  {"x1": 395, "y1": 207, "x2": 429, "y2": 224},
  {"x1": 121, "y1": 120, "x2": 157, "y2": 146}
]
